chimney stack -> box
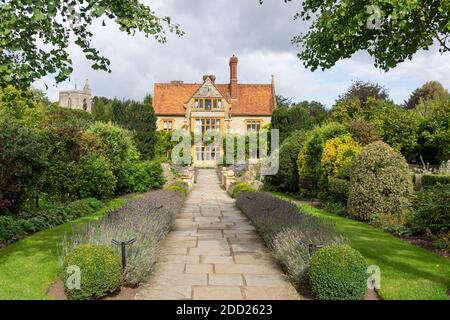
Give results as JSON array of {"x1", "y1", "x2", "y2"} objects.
[{"x1": 229, "y1": 55, "x2": 238, "y2": 99}]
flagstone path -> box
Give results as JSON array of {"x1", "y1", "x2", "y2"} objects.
[{"x1": 135, "y1": 169, "x2": 301, "y2": 300}]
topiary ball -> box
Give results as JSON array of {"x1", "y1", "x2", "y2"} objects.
[
  {"x1": 308, "y1": 244, "x2": 368, "y2": 300},
  {"x1": 63, "y1": 244, "x2": 122, "y2": 300},
  {"x1": 347, "y1": 141, "x2": 412, "y2": 221}
]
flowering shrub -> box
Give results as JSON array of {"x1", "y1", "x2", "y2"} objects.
[
  {"x1": 297, "y1": 123, "x2": 347, "y2": 192},
  {"x1": 236, "y1": 192, "x2": 345, "y2": 285},
  {"x1": 60, "y1": 190, "x2": 184, "y2": 287},
  {"x1": 321, "y1": 134, "x2": 361, "y2": 178}
]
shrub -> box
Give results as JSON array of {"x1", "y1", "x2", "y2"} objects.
[
  {"x1": 405, "y1": 81, "x2": 449, "y2": 110},
  {"x1": 347, "y1": 119, "x2": 380, "y2": 145},
  {"x1": 0, "y1": 216, "x2": 23, "y2": 242},
  {"x1": 348, "y1": 141, "x2": 413, "y2": 222},
  {"x1": 308, "y1": 244, "x2": 368, "y2": 300},
  {"x1": 164, "y1": 180, "x2": 188, "y2": 198},
  {"x1": 3, "y1": 198, "x2": 106, "y2": 242},
  {"x1": 327, "y1": 178, "x2": 350, "y2": 204},
  {"x1": 321, "y1": 134, "x2": 361, "y2": 178},
  {"x1": 368, "y1": 99, "x2": 422, "y2": 159},
  {"x1": 271, "y1": 104, "x2": 313, "y2": 143},
  {"x1": 421, "y1": 174, "x2": 450, "y2": 189},
  {"x1": 129, "y1": 160, "x2": 165, "y2": 193},
  {"x1": 0, "y1": 118, "x2": 48, "y2": 212},
  {"x1": 231, "y1": 182, "x2": 256, "y2": 198},
  {"x1": 111, "y1": 97, "x2": 157, "y2": 160},
  {"x1": 297, "y1": 123, "x2": 347, "y2": 191},
  {"x1": 420, "y1": 97, "x2": 450, "y2": 161},
  {"x1": 63, "y1": 244, "x2": 122, "y2": 300},
  {"x1": 236, "y1": 192, "x2": 345, "y2": 285},
  {"x1": 266, "y1": 130, "x2": 308, "y2": 192},
  {"x1": 409, "y1": 184, "x2": 450, "y2": 236},
  {"x1": 88, "y1": 122, "x2": 140, "y2": 193},
  {"x1": 78, "y1": 154, "x2": 116, "y2": 199},
  {"x1": 61, "y1": 190, "x2": 184, "y2": 287}
]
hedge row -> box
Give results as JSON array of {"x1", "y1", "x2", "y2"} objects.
[
  {"x1": 0, "y1": 198, "x2": 103, "y2": 244},
  {"x1": 236, "y1": 192, "x2": 345, "y2": 285}
]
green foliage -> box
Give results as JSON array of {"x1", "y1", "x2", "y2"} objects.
[
  {"x1": 0, "y1": 86, "x2": 48, "y2": 127},
  {"x1": 0, "y1": 118, "x2": 48, "y2": 212},
  {"x1": 1, "y1": 1, "x2": 183, "y2": 89},
  {"x1": 329, "y1": 98, "x2": 364, "y2": 123},
  {"x1": 0, "y1": 216, "x2": 23, "y2": 242},
  {"x1": 327, "y1": 178, "x2": 350, "y2": 204},
  {"x1": 111, "y1": 98, "x2": 157, "y2": 160},
  {"x1": 267, "y1": 130, "x2": 308, "y2": 192},
  {"x1": 347, "y1": 119, "x2": 380, "y2": 145},
  {"x1": 297, "y1": 123, "x2": 347, "y2": 191},
  {"x1": 338, "y1": 80, "x2": 390, "y2": 104},
  {"x1": 91, "y1": 97, "x2": 113, "y2": 122},
  {"x1": 155, "y1": 130, "x2": 177, "y2": 160},
  {"x1": 286, "y1": 0, "x2": 450, "y2": 71},
  {"x1": 78, "y1": 155, "x2": 117, "y2": 199},
  {"x1": 88, "y1": 122, "x2": 139, "y2": 193},
  {"x1": 321, "y1": 134, "x2": 361, "y2": 178},
  {"x1": 410, "y1": 184, "x2": 450, "y2": 236},
  {"x1": 308, "y1": 244, "x2": 368, "y2": 300},
  {"x1": 0, "y1": 198, "x2": 104, "y2": 244},
  {"x1": 63, "y1": 244, "x2": 121, "y2": 300},
  {"x1": 348, "y1": 141, "x2": 413, "y2": 222},
  {"x1": 405, "y1": 81, "x2": 449, "y2": 109},
  {"x1": 129, "y1": 161, "x2": 165, "y2": 193},
  {"x1": 368, "y1": 99, "x2": 423, "y2": 158},
  {"x1": 231, "y1": 182, "x2": 257, "y2": 198},
  {"x1": 271, "y1": 103, "x2": 313, "y2": 142},
  {"x1": 420, "y1": 97, "x2": 450, "y2": 161},
  {"x1": 421, "y1": 174, "x2": 450, "y2": 189},
  {"x1": 164, "y1": 180, "x2": 188, "y2": 198}
]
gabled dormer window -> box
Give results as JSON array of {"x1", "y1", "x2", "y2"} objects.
[{"x1": 194, "y1": 98, "x2": 223, "y2": 110}]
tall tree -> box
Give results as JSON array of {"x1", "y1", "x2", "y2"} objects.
[
  {"x1": 404, "y1": 81, "x2": 449, "y2": 109},
  {"x1": 0, "y1": 1, "x2": 183, "y2": 89},
  {"x1": 338, "y1": 80, "x2": 390, "y2": 104},
  {"x1": 261, "y1": 0, "x2": 450, "y2": 71},
  {"x1": 110, "y1": 97, "x2": 157, "y2": 160}
]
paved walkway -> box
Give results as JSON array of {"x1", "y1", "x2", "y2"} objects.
[{"x1": 135, "y1": 169, "x2": 301, "y2": 300}]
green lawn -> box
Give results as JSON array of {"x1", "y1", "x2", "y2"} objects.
[
  {"x1": 0, "y1": 197, "x2": 129, "y2": 300},
  {"x1": 273, "y1": 192, "x2": 450, "y2": 300}
]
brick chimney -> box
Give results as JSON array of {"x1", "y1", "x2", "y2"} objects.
[{"x1": 229, "y1": 55, "x2": 238, "y2": 99}]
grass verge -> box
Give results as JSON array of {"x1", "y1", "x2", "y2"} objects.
[
  {"x1": 0, "y1": 197, "x2": 129, "y2": 300},
  {"x1": 272, "y1": 192, "x2": 450, "y2": 300}
]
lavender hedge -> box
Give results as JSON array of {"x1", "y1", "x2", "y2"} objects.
[
  {"x1": 60, "y1": 190, "x2": 184, "y2": 287},
  {"x1": 236, "y1": 192, "x2": 345, "y2": 285}
]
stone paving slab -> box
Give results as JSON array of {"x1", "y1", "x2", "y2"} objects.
[{"x1": 135, "y1": 169, "x2": 302, "y2": 300}]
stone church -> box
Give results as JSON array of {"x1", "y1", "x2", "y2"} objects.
[
  {"x1": 153, "y1": 55, "x2": 277, "y2": 163},
  {"x1": 58, "y1": 79, "x2": 92, "y2": 112}
]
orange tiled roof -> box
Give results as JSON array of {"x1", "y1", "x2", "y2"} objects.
[{"x1": 153, "y1": 82, "x2": 275, "y2": 116}]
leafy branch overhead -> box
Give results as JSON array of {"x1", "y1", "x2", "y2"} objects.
[
  {"x1": 0, "y1": 0, "x2": 184, "y2": 89},
  {"x1": 261, "y1": 0, "x2": 450, "y2": 71}
]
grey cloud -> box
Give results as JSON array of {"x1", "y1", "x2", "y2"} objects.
[{"x1": 34, "y1": 0, "x2": 450, "y2": 108}]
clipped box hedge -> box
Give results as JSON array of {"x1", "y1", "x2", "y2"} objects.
[{"x1": 421, "y1": 174, "x2": 450, "y2": 188}]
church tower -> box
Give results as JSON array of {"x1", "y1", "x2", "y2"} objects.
[{"x1": 59, "y1": 79, "x2": 92, "y2": 113}]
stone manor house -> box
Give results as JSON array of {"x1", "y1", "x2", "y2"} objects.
[{"x1": 153, "y1": 55, "x2": 277, "y2": 164}]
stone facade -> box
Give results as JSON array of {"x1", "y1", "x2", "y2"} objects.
[
  {"x1": 58, "y1": 79, "x2": 92, "y2": 113},
  {"x1": 153, "y1": 55, "x2": 276, "y2": 165}
]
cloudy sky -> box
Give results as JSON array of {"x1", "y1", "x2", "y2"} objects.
[{"x1": 34, "y1": 0, "x2": 450, "y2": 108}]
